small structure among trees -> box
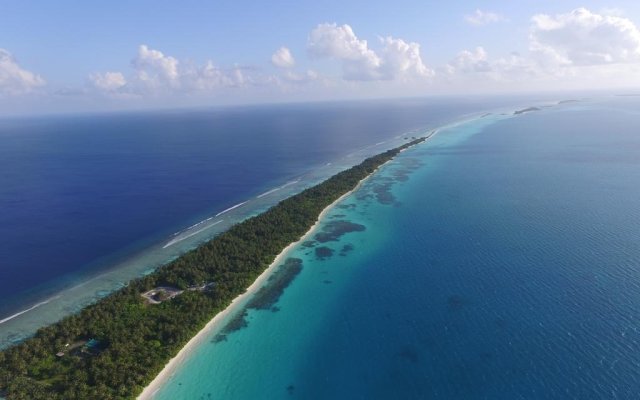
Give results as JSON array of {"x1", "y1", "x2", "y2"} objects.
[
  {"x1": 141, "y1": 282, "x2": 214, "y2": 304},
  {"x1": 141, "y1": 287, "x2": 183, "y2": 304}
]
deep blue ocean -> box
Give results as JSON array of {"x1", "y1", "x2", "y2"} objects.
[
  {"x1": 0, "y1": 96, "x2": 522, "y2": 346},
  {"x1": 151, "y1": 97, "x2": 640, "y2": 399}
]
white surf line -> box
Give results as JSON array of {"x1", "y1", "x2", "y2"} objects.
[
  {"x1": 375, "y1": 141, "x2": 385, "y2": 146},
  {"x1": 256, "y1": 188, "x2": 281, "y2": 199},
  {"x1": 185, "y1": 216, "x2": 214, "y2": 231},
  {"x1": 215, "y1": 201, "x2": 248, "y2": 217},
  {"x1": 171, "y1": 216, "x2": 216, "y2": 237},
  {"x1": 0, "y1": 295, "x2": 62, "y2": 325},
  {"x1": 256, "y1": 180, "x2": 300, "y2": 199},
  {"x1": 163, "y1": 220, "x2": 224, "y2": 249},
  {"x1": 281, "y1": 179, "x2": 300, "y2": 188},
  {"x1": 174, "y1": 220, "x2": 205, "y2": 236}
]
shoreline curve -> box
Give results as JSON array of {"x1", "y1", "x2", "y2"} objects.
[{"x1": 137, "y1": 164, "x2": 383, "y2": 400}]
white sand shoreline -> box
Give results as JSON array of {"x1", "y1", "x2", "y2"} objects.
[{"x1": 137, "y1": 165, "x2": 381, "y2": 399}]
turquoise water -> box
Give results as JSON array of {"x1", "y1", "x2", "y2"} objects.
[{"x1": 153, "y1": 98, "x2": 640, "y2": 399}]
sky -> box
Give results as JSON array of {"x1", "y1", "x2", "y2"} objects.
[{"x1": 2, "y1": 0, "x2": 640, "y2": 115}]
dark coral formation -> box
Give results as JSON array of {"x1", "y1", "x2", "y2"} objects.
[
  {"x1": 315, "y1": 220, "x2": 366, "y2": 243},
  {"x1": 339, "y1": 243, "x2": 354, "y2": 256},
  {"x1": 247, "y1": 258, "x2": 303, "y2": 310},
  {"x1": 214, "y1": 258, "x2": 304, "y2": 341},
  {"x1": 315, "y1": 246, "x2": 334, "y2": 260}
]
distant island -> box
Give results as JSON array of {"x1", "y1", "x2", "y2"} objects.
[
  {"x1": 0, "y1": 137, "x2": 426, "y2": 400},
  {"x1": 514, "y1": 106, "x2": 541, "y2": 115}
]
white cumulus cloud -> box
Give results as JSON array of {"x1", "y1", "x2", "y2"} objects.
[
  {"x1": 89, "y1": 72, "x2": 126, "y2": 91},
  {"x1": 465, "y1": 9, "x2": 505, "y2": 26},
  {"x1": 446, "y1": 47, "x2": 491, "y2": 74},
  {"x1": 271, "y1": 47, "x2": 295, "y2": 68},
  {"x1": 0, "y1": 49, "x2": 45, "y2": 95},
  {"x1": 308, "y1": 23, "x2": 382, "y2": 80},
  {"x1": 307, "y1": 23, "x2": 432, "y2": 81},
  {"x1": 91, "y1": 45, "x2": 249, "y2": 95},
  {"x1": 379, "y1": 37, "x2": 434, "y2": 79},
  {"x1": 181, "y1": 62, "x2": 248, "y2": 91},
  {"x1": 530, "y1": 8, "x2": 640, "y2": 66},
  {"x1": 445, "y1": 8, "x2": 640, "y2": 91},
  {"x1": 132, "y1": 45, "x2": 180, "y2": 89}
]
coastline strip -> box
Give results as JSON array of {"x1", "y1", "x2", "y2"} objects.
[
  {"x1": 1, "y1": 135, "x2": 431, "y2": 399},
  {"x1": 137, "y1": 148, "x2": 410, "y2": 399}
]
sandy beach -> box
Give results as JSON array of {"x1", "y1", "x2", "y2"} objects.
[{"x1": 137, "y1": 167, "x2": 380, "y2": 399}]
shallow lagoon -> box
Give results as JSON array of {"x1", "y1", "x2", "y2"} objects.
[{"x1": 154, "y1": 98, "x2": 640, "y2": 399}]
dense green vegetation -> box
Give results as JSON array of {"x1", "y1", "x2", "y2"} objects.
[{"x1": 0, "y1": 137, "x2": 425, "y2": 400}]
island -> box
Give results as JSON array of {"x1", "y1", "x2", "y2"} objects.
[
  {"x1": 513, "y1": 106, "x2": 541, "y2": 115},
  {"x1": 0, "y1": 137, "x2": 426, "y2": 400}
]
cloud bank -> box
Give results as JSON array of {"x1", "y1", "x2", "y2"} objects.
[
  {"x1": 531, "y1": 8, "x2": 640, "y2": 66},
  {"x1": 0, "y1": 49, "x2": 45, "y2": 95},
  {"x1": 5, "y1": 6, "x2": 640, "y2": 112},
  {"x1": 307, "y1": 23, "x2": 433, "y2": 81},
  {"x1": 443, "y1": 8, "x2": 640, "y2": 91},
  {"x1": 91, "y1": 45, "x2": 249, "y2": 95},
  {"x1": 90, "y1": 72, "x2": 126, "y2": 91}
]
